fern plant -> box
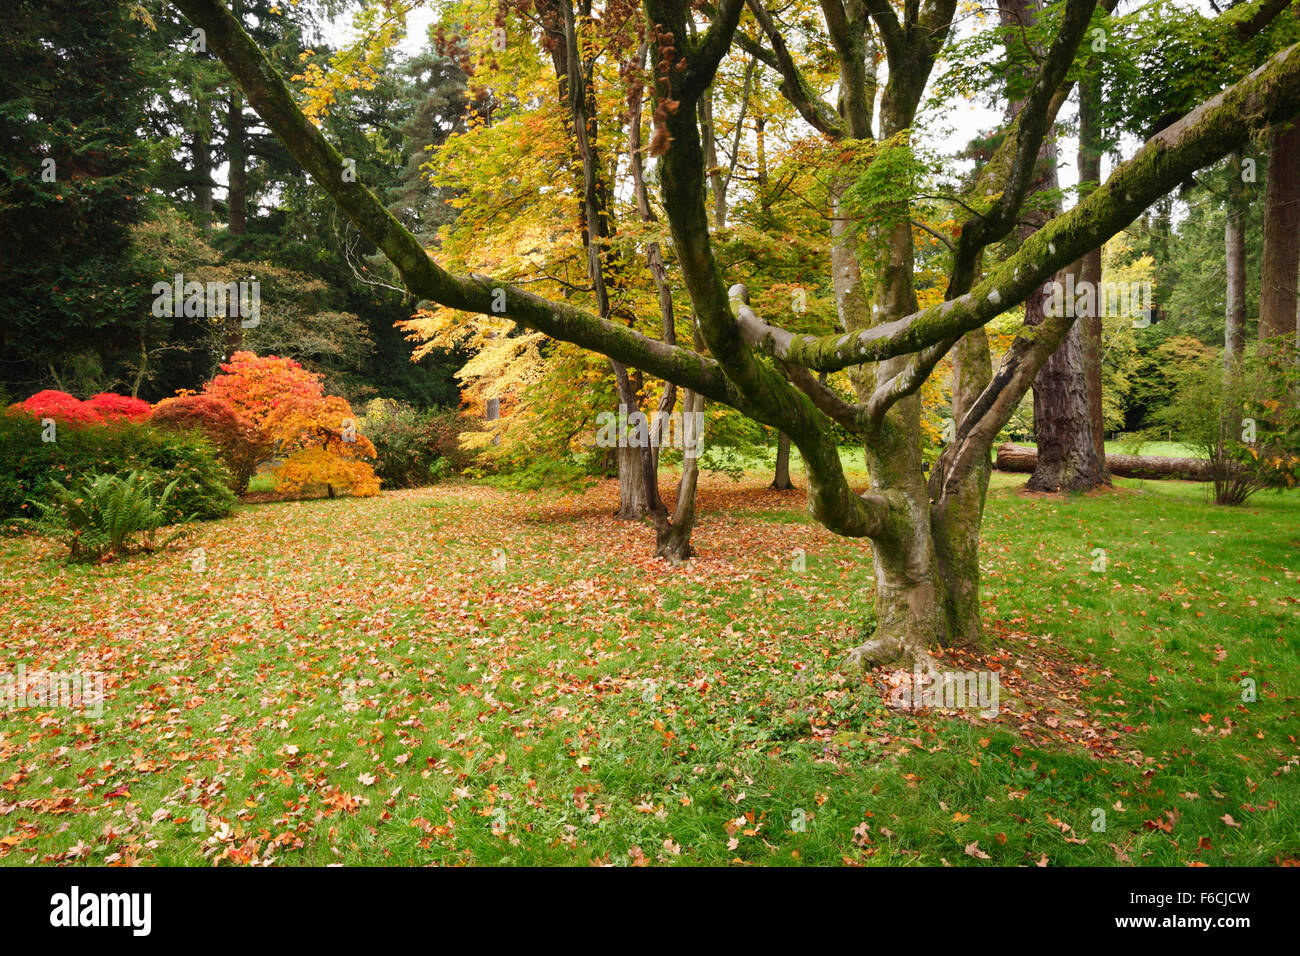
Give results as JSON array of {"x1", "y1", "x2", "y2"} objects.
[{"x1": 27, "y1": 471, "x2": 195, "y2": 562}]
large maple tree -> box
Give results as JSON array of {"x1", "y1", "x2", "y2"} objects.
[{"x1": 173, "y1": 0, "x2": 1300, "y2": 668}]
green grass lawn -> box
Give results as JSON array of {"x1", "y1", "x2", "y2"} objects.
[{"x1": 0, "y1": 470, "x2": 1296, "y2": 866}]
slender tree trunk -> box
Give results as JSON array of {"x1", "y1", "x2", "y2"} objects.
[
  {"x1": 227, "y1": 87, "x2": 247, "y2": 235},
  {"x1": 547, "y1": 4, "x2": 658, "y2": 522},
  {"x1": 1078, "y1": 67, "x2": 1109, "y2": 468},
  {"x1": 1259, "y1": 119, "x2": 1300, "y2": 343},
  {"x1": 193, "y1": 131, "x2": 213, "y2": 233},
  {"x1": 653, "y1": 388, "x2": 703, "y2": 562},
  {"x1": 1226, "y1": 151, "x2": 1249, "y2": 365},
  {"x1": 699, "y1": 93, "x2": 727, "y2": 230},
  {"x1": 484, "y1": 328, "x2": 501, "y2": 444},
  {"x1": 771, "y1": 432, "x2": 794, "y2": 489},
  {"x1": 630, "y1": 38, "x2": 697, "y2": 543},
  {"x1": 131, "y1": 334, "x2": 148, "y2": 399},
  {"x1": 756, "y1": 91, "x2": 797, "y2": 494}
]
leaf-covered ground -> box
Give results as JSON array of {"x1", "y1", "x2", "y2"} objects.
[{"x1": 1, "y1": 470, "x2": 1297, "y2": 866}]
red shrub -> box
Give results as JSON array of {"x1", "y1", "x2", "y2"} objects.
[
  {"x1": 84, "y1": 393, "x2": 152, "y2": 423},
  {"x1": 21, "y1": 390, "x2": 94, "y2": 424},
  {"x1": 152, "y1": 393, "x2": 266, "y2": 492}
]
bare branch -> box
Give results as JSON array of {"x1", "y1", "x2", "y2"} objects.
[
  {"x1": 866, "y1": 336, "x2": 958, "y2": 423},
  {"x1": 780, "y1": 360, "x2": 868, "y2": 432},
  {"x1": 744, "y1": 0, "x2": 844, "y2": 136}
]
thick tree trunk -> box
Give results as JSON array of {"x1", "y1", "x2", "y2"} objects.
[
  {"x1": 930, "y1": 329, "x2": 993, "y2": 648},
  {"x1": 1080, "y1": 246, "x2": 1107, "y2": 460},
  {"x1": 616, "y1": 442, "x2": 651, "y2": 520},
  {"x1": 848, "y1": 409, "x2": 950, "y2": 670},
  {"x1": 770, "y1": 432, "x2": 794, "y2": 489},
  {"x1": 1027, "y1": 308, "x2": 1109, "y2": 490},
  {"x1": 992, "y1": 0, "x2": 1107, "y2": 492},
  {"x1": 1225, "y1": 151, "x2": 1249, "y2": 365},
  {"x1": 833, "y1": 159, "x2": 950, "y2": 668},
  {"x1": 608, "y1": 366, "x2": 660, "y2": 520},
  {"x1": 1027, "y1": 202, "x2": 1107, "y2": 488},
  {"x1": 1259, "y1": 119, "x2": 1300, "y2": 343},
  {"x1": 998, "y1": 442, "x2": 1215, "y2": 480}
]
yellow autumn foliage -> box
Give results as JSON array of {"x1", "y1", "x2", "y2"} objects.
[{"x1": 275, "y1": 446, "x2": 380, "y2": 498}]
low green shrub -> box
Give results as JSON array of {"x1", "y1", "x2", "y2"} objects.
[{"x1": 0, "y1": 411, "x2": 236, "y2": 530}]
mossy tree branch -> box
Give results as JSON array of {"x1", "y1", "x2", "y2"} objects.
[{"x1": 735, "y1": 38, "x2": 1300, "y2": 371}]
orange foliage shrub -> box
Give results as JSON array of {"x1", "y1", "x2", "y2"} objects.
[
  {"x1": 267, "y1": 395, "x2": 379, "y2": 498},
  {"x1": 201, "y1": 352, "x2": 379, "y2": 498},
  {"x1": 275, "y1": 447, "x2": 381, "y2": 498}
]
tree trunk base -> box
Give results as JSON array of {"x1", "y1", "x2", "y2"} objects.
[
  {"x1": 846, "y1": 632, "x2": 940, "y2": 674},
  {"x1": 655, "y1": 531, "x2": 693, "y2": 565}
]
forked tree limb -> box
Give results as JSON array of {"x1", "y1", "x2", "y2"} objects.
[{"x1": 647, "y1": 0, "x2": 894, "y2": 538}]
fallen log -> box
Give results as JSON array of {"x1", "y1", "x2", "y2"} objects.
[{"x1": 995, "y1": 443, "x2": 1215, "y2": 481}]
